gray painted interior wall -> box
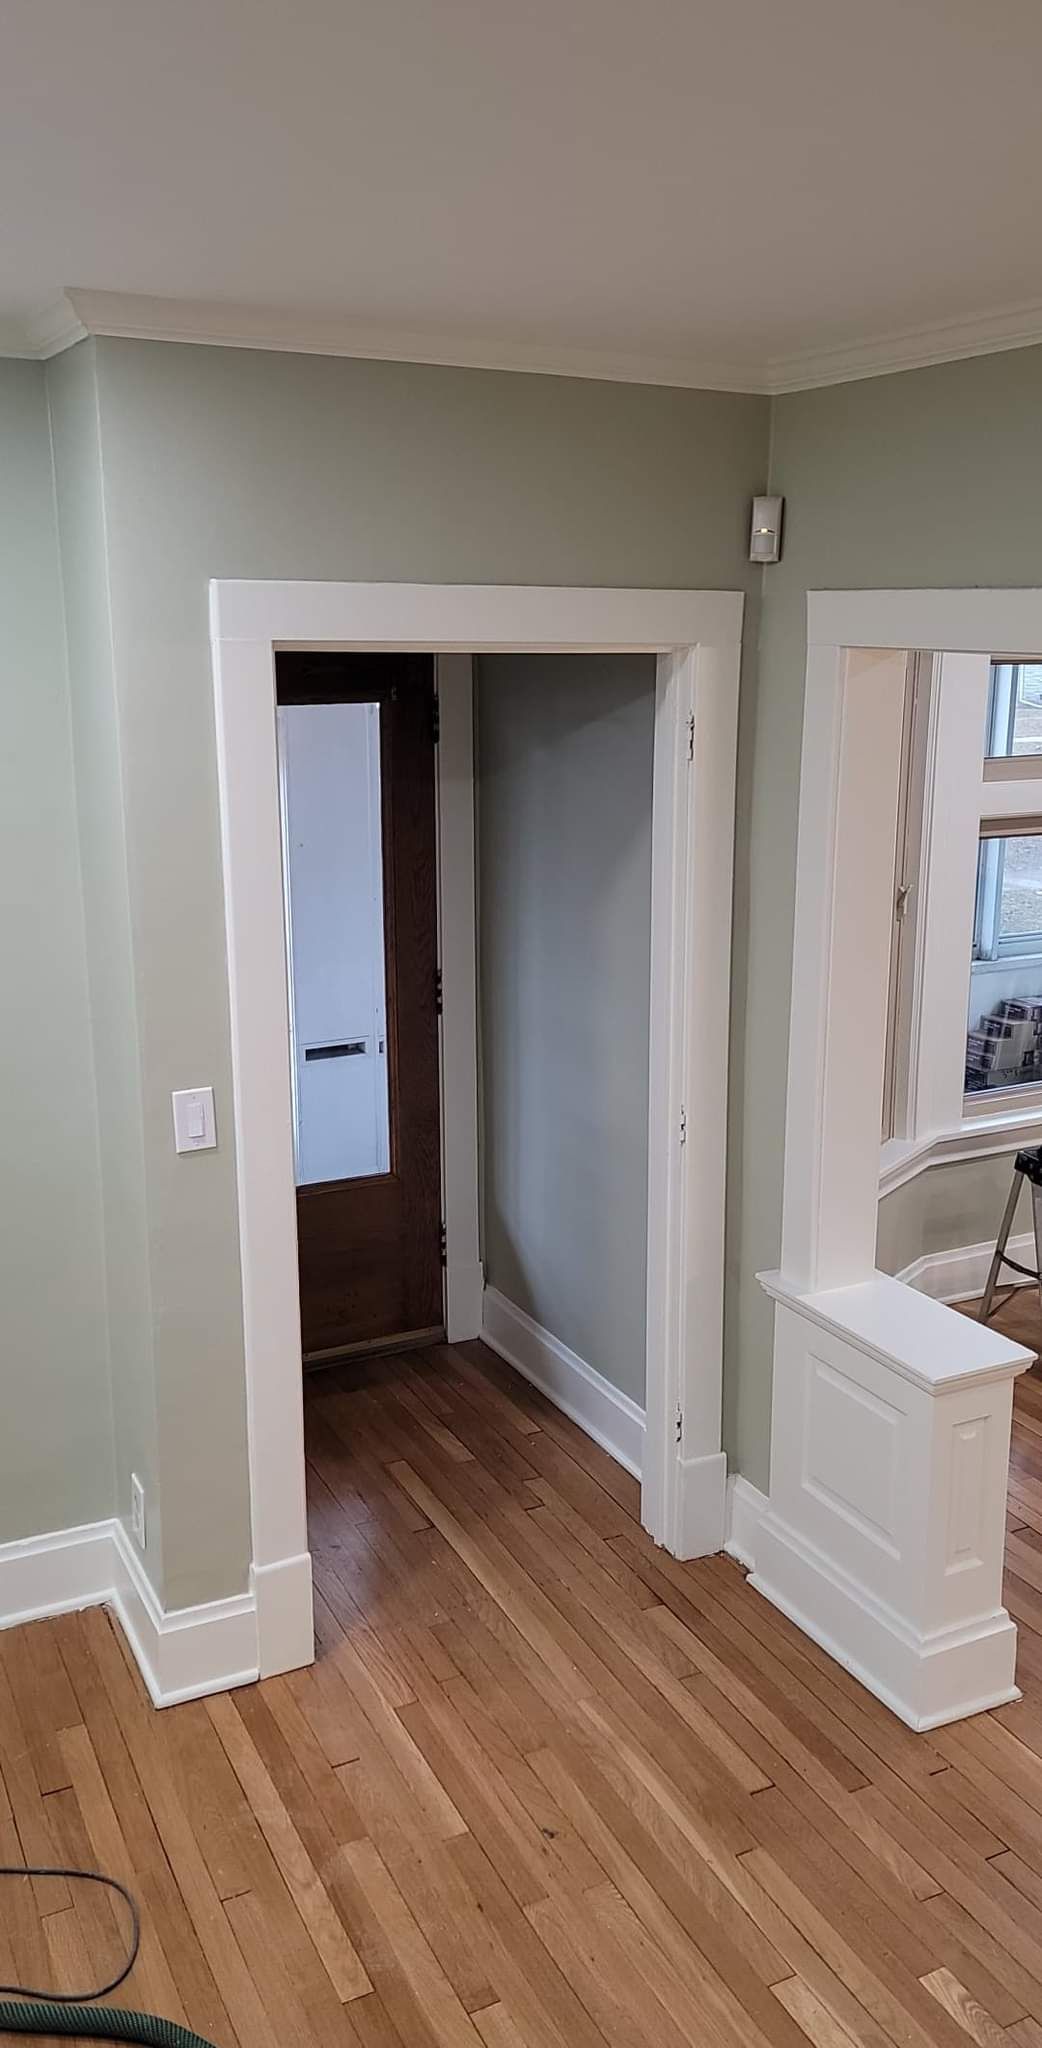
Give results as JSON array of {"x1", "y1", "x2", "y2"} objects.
[
  {"x1": 876, "y1": 1160, "x2": 1029, "y2": 1280},
  {"x1": 476, "y1": 654, "x2": 656, "y2": 1404},
  {"x1": 47, "y1": 343, "x2": 166, "y2": 1585},
  {"x1": 0, "y1": 360, "x2": 113, "y2": 1539},
  {"x1": 733, "y1": 343, "x2": 1042, "y2": 1491},
  {"x1": 72, "y1": 337, "x2": 766, "y2": 1603}
]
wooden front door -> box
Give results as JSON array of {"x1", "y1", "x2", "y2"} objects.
[{"x1": 276, "y1": 652, "x2": 443, "y2": 1359}]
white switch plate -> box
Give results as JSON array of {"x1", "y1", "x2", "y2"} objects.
[{"x1": 172, "y1": 1086, "x2": 216, "y2": 1153}]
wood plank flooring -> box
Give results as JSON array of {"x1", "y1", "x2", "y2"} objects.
[{"x1": 4, "y1": 1334, "x2": 1042, "y2": 2048}]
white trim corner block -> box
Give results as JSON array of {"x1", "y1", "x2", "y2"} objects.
[
  {"x1": 757, "y1": 1271, "x2": 1031, "y2": 1730},
  {"x1": 481, "y1": 1288, "x2": 646, "y2": 1478}
]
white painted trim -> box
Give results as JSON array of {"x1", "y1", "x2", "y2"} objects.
[
  {"x1": 210, "y1": 580, "x2": 743, "y2": 1631},
  {"x1": 434, "y1": 655, "x2": 482, "y2": 1342},
  {"x1": 0, "y1": 1520, "x2": 259, "y2": 1708},
  {"x1": 764, "y1": 293, "x2": 1042, "y2": 395},
  {"x1": 211, "y1": 632, "x2": 314, "y2": 1682},
  {"x1": 808, "y1": 589, "x2": 1042, "y2": 658},
  {"x1": 751, "y1": 1521, "x2": 1021, "y2": 1733},
  {"x1": 643, "y1": 640, "x2": 737, "y2": 1557},
  {"x1": 0, "y1": 1520, "x2": 116, "y2": 1630},
  {"x1": 481, "y1": 1288, "x2": 645, "y2": 1479},
  {"x1": 11, "y1": 286, "x2": 1042, "y2": 401},
  {"x1": 763, "y1": 588, "x2": 1042, "y2": 1728},
  {"x1": 896, "y1": 1231, "x2": 1036, "y2": 1305},
  {"x1": 210, "y1": 581, "x2": 742, "y2": 654},
  {"x1": 880, "y1": 1115, "x2": 1042, "y2": 1197},
  {"x1": 725, "y1": 1475, "x2": 769, "y2": 1570}
]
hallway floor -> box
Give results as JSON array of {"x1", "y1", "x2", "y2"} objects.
[{"x1": 4, "y1": 1339, "x2": 1042, "y2": 2048}]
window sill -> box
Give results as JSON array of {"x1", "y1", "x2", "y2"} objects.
[{"x1": 880, "y1": 1106, "x2": 1042, "y2": 1198}]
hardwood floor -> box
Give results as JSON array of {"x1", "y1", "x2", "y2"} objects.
[{"x1": 5, "y1": 1335, "x2": 1042, "y2": 2048}]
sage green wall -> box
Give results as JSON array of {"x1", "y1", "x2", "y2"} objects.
[
  {"x1": 47, "y1": 343, "x2": 162, "y2": 1580},
  {"x1": 0, "y1": 360, "x2": 113, "y2": 1539},
  {"x1": 82, "y1": 336, "x2": 767, "y2": 1602},
  {"x1": 476, "y1": 654, "x2": 656, "y2": 1403},
  {"x1": 877, "y1": 1158, "x2": 1029, "y2": 1280},
  {"x1": 735, "y1": 343, "x2": 1042, "y2": 1491}
]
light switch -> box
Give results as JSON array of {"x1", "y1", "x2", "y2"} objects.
[{"x1": 172, "y1": 1086, "x2": 216, "y2": 1153}]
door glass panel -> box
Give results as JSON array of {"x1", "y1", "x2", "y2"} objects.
[{"x1": 277, "y1": 701, "x2": 391, "y2": 1183}]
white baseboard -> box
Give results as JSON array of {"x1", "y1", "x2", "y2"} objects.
[
  {"x1": 110, "y1": 1524, "x2": 260, "y2": 1706},
  {"x1": 481, "y1": 1286, "x2": 645, "y2": 1478},
  {"x1": 724, "y1": 1474, "x2": 769, "y2": 1569},
  {"x1": 897, "y1": 1231, "x2": 1036, "y2": 1305},
  {"x1": 751, "y1": 1509, "x2": 1020, "y2": 1731},
  {"x1": 0, "y1": 1517, "x2": 313, "y2": 1707}
]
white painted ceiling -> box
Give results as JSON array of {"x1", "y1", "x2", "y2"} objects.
[{"x1": 4, "y1": 0, "x2": 1042, "y2": 388}]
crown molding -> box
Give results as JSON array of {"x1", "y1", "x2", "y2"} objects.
[
  {"x1": 0, "y1": 294, "x2": 88, "y2": 360},
  {"x1": 5, "y1": 285, "x2": 1042, "y2": 398},
  {"x1": 60, "y1": 289, "x2": 763, "y2": 393},
  {"x1": 765, "y1": 294, "x2": 1042, "y2": 394}
]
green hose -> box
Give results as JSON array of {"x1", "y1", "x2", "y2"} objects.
[
  {"x1": 0, "y1": 2006, "x2": 215, "y2": 2048},
  {"x1": 0, "y1": 1868, "x2": 217, "y2": 2048}
]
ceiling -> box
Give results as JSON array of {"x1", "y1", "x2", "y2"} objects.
[{"x1": 5, "y1": 0, "x2": 1042, "y2": 392}]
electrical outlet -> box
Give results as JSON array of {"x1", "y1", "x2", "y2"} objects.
[{"x1": 130, "y1": 1473, "x2": 146, "y2": 1549}]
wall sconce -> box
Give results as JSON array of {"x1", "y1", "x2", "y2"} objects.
[{"x1": 749, "y1": 495, "x2": 783, "y2": 564}]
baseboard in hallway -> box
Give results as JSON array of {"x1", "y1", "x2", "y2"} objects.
[
  {"x1": 479, "y1": 1285, "x2": 646, "y2": 1478},
  {"x1": 896, "y1": 1230, "x2": 1036, "y2": 1304}
]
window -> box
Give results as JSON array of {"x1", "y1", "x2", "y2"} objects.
[
  {"x1": 962, "y1": 656, "x2": 1042, "y2": 1102},
  {"x1": 986, "y1": 661, "x2": 1042, "y2": 759},
  {"x1": 879, "y1": 646, "x2": 1042, "y2": 1198},
  {"x1": 966, "y1": 828, "x2": 1042, "y2": 1094}
]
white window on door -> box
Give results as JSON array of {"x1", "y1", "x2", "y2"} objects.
[{"x1": 277, "y1": 700, "x2": 390, "y2": 1185}]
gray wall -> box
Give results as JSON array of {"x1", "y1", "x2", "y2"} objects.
[
  {"x1": 734, "y1": 344, "x2": 1042, "y2": 1490},
  {"x1": 476, "y1": 654, "x2": 656, "y2": 1403},
  {"x1": 877, "y1": 1161, "x2": 1029, "y2": 1279},
  {"x1": 11, "y1": 326, "x2": 1040, "y2": 1569},
  {"x1": 0, "y1": 360, "x2": 113, "y2": 1539},
  {"x1": 47, "y1": 343, "x2": 164, "y2": 1583},
  {"x1": 80, "y1": 336, "x2": 767, "y2": 1603}
]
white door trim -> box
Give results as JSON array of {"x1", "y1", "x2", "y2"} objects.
[{"x1": 209, "y1": 580, "x2": 744, "y2": 1677}]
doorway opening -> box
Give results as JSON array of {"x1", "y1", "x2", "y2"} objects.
[{"x1": 210, "y1": 581, "x2": 743, "y2": 1681}]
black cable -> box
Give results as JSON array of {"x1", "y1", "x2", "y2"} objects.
[{"x1": 0, "y1": 1867, "x2": 140, "y2": 2002}]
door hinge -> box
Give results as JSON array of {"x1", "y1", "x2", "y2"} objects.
[
  {"x1": 675, "y1": 1403, "x2": 683, "y2": 1445},
  {"x1": 679, "y1": 1105, "x2": 688, "y2": 1145},
  {"x1": 439, "y1": 1220, "x2": 448, "y2": 1267},
  {"x1": 432, "y1": 691, "x2": 441, "y2": 746},
  {"x1": 687, "y1": 711, "x2": 695, "y2": 762},
  {"x1": 435, "y1": 966, "x2": 444, "y2": 1016}
]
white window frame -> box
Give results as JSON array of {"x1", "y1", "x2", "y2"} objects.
[{"x1": 880, "y1": 648, "x2": 1042, "y2": 1196}]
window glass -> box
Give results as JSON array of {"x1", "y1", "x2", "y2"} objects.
[
  {"x1": 277, "y1": 701, "x2": 391, "y2": 1184},
  {"x1": 966, "y1": 831, "x2": 1042, "y2": 1093},
  {"x1": 985, "y1": 661, "x2": 1042, "y2": 757}
]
